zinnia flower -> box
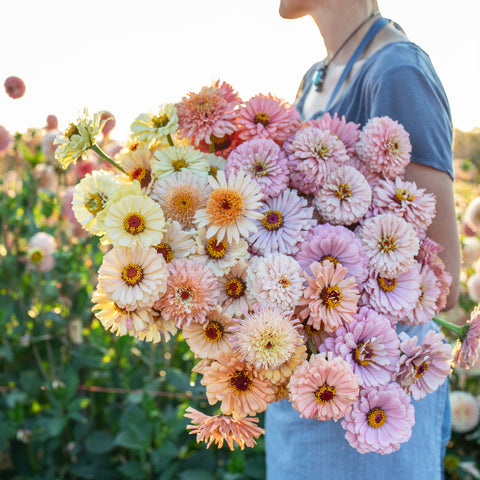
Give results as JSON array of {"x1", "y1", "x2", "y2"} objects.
[
  {"x1": 313, "y1": 165, "x2": 371, "y2": 226},
  {"x1": 341, "y1": 382, "x2": 415, "y2": 454},
  {"x1": 217, "y1": 260, "x2": 251, "y2": 317},
  {"x1": 153, "y1": 219, "x2": 195, "y2": 264},
  {"x1": 135, "y1": 307, "x2": 178, "y2": 343},
  {"x1": 288, "y1": 353, "x2": 359, "y2": 421},
  {"x1": 26, "y1": 232, "x2": 57, "y2": 272},
  {"x1": 97, "y1": 245, "x2": 168, "y2": 309},
  {"x1": 118, "y1": 148, "x2": 154, "y2": 191},
  {"x1": 155, "y1": 258, "x2": 220, "y2": 329},
  {"x1": 226, "y1": 138, "x2": 289, "y2": 199},
  {"x1": 99, "y1": 110, "x2": 116, "y2": 137},
  {"x1": 0, "y1": 125, "x2": 12, "y2": 153},
  {"x1": 464, "y1": 196, "x2": 480, "y2": 235},
  {"x1": 356, "y1": 116, "x2": 412, "y2": 179},
  {"x1": 450, "y1": 391, "x2": 480, "y2": 433},
  {"x1": 184, "y1": 407, "x2": 265, "y2": 450},
  {"x1": 237, "y1": 93, "x2": 301, "y2": 145},
  {"x1": 452, "y1": 305, "x2": 480, "y2": 369},
  {"x1": 152, "y1": 144, "x2": 209, "y2": 179},
  {"x1": 195, "y1": 170, "x2": 263, "y2": 243},
  {"x1": 54, "y1": 109, "x2": 107, "y2": 168},
  {"x1": 197, "y1": 130, "x2": 243, "y2": 159},
  {"x1": 4, "y1": 76, "x2": 26, "y2": 99},
  {"x1": 249, "y1": 188, "x2": 316, "y2": 256},
  {"x1": 358, "y1": 213, "x2": 419, "y2": 278},
  {"x1": 41, "y1": 130, "x2": 60, "y2": 162}
]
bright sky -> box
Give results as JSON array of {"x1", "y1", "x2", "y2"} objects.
[{"x1": 2, "y1": 0, "x2": 480, "y2": 139}]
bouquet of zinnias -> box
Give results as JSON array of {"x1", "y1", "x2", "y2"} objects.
[{"x1": 55, "y1": 80, "x2": 478, "y2": 455}]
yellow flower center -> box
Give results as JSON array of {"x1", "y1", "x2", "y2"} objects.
[
  {"x1": 203, "y1": 320, "x2": 224, "y2": 342},
  {"x1": 336, "y1": 183, "x2": 352, "y2": 200},
  {"x1": 353, "y1": 341, "x2": 376, "y2": 367},
  {"x1": 278, "y1": 276, "x2": 291, "y2": 288},
  {"x1": 377, "y1": 276, "x2": 397, "y2": 292},
  {"x1": 229, "y1": 370, "x2": 252, "y2": 394},
  {"x1": 172, "y1": 158, "x2": 187, "y2": 171},
  {"x1": 172, "y1": 191, "x2": 194, "y2": 212},
  {"x1": 124, "y1": 213, "x2": 146, "y2": 235},
  {"x1": 395, "y1": 188, "x2": 415, "y2": 203},
  {"x1": 304, "y1": 323, "x2": 320, "y2": 336},
  {"x1": 315, "y1": 384, "x2": 336, "y2": 404},
  {"x1": 85, "y1": 193, "x2": 107, "y2": 214},
  {"x1": 152, "y1": 113, "x2": 169, "y2": 129},
  {"x1": 316, "y1": 144, "x2": 331, "y2": 158},
  {"x1": 129, "y1": 167, "x2": 151, "y2": 189},
  {"x1": 320, "y1": 285, "x2": 343, "y2": 309},
  {"x1": 29, "y1": 248, "x2": 44, "y2": 264},
  {"x1": 254, "y1": 112, "x2": 270, "y2": 127},
  {"x1": 262, "y1": 210, "x2": 283, "y2": 231},
  {"x1": 320, "y1": 255, "x2": 339, "y2": 265},
  {"x1": 209, "y1": 165, "x2": 218, "y2": 178},
  {"x1": 225, "y1": 278, "x2": 245, "y2": 298},
  {"x1": 367, "y1": 407, "x2": 387, "y2": 428},
  {"x1": 211, "y1": 134, "x2": 231, "y2": 152},
  {"x1": 121, "y1": 264, "x2": 144, "y2": 286},
  {"x1": 415, "y1": 362, "x2": 429, "y2": 378},
  {"x1": 206, "y1": 188, "x2": 244, "y2": 225},
  {"x1": 378, "y1": 236, "x2": 397, "y2": 252},
  {"x1": 114, "y1": 303, "x2": 129, "y2": 314},
  {"x1": 64, "y1": 123, "x2": 79, "y2": 139},
  {"x1": 155, "y1": 243, "x2": 174, "y2": 263},
  {"x1": 206, "y1": 237, "x2": 228, "y2": 259}
]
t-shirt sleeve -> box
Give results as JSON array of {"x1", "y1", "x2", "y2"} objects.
[{"x1": 367, "y1": 62, "x2": 454, "y2": 179}]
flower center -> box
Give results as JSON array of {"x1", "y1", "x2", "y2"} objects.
[
  {"x1": 206, "y1": 237, "x2": 228, "y2": 259},
  {"x1": 320, "y1": 255, "x2": 339, "y2": 265},
  {"x1": 209, "y1": 165, "x2": 218, "y2": 178},
  {"x1": 320, "y1": 285, "x2": 343, "y2": 309},
  {"x1": 335, "y1": 183, "x2": 352, "y2": 200},
  {"x1": 113, "y1": 303, "x2": 129, "y2": 314},
  {"x1": 121, "y1": 263, "x2": 144, "y2": 286},
  {"x1": 211, "y1": 134, "x2": 231, "y2": 152},
  {"x1": 304, "y1": 323, "x2": 320, "y2": 336},
  {"x1": 172, "y1": 191, "x2": 194, "y2": 212},
  {"x1": 367, "y1": 407, "x2": 387, "y2": 428},
  {"x1": 377, "y1": 276, "x2": 397, "y2": 292},
  {"x1": 415, "y1": 362, "x2": 429, "y2": 378},
  {"x1": 64, "y1": 123, "x2": 79, "y2": 139},
  {"x1": 262, "y1": 210, "x2": 283, "y2": 231},
  {"x1": 206, "y1": 188, "x2": 244, "y2": 225},
  {"x1": 254, "y1": 112, "x2": 270, "y2": 127},
  {"x1": 395, "y1": 188, "x2": 415, "y2": 203},
  {"x1": 124, "y1": 213, "x2": 146, "y2": 235},
  {"x1": 389, "y1": 139, "x2": 400, "y2": 154},
  {"x1": 229, "y1": 370, "x2": 252, "y2": 394},
  {"x1": 315, "y1": 144, "x2": 331, "y2": 159},
  {"x1": 225, "y1": 277, "x2": 245, "y2": 298},
  {"x1": 130, "y1": 167, "x2": 152, "y2": 189},
  {"x1": 203, "y1": 320, "x2": 224, "y2": 342},
  {"x1": 29, "y1": 248, "x2": 44, "y2": 264},
  {"x1": 315, "y1": 384, "x2": 336, "y2": 404},
  {"x1": 378, "y1": 235, "x2": 397, "y2": 252},
  {"x1": 278, "y1": 276, "x2": 291, "y2": 288},
  {"x1": 353, "y1": 341, "x2": 376, "y2": 367},
  {"x1": 152, "y1": 113, "x2": 169, "y2": 129},
  {"x1": 252, "y1": 161, "x2": 268, "y2": 177},
  {"x1": 177, "y1": 287, "x2": 193, "y2": 303},
  {"x1": 171, "y1": 158, "x2": 187, "y2": 171},
  {"x1": 155, "y1": 243, "x2": 174, "y2": 263},
  {"x1": 85, "y1": 192, "x2": 107, "y2": 214}
]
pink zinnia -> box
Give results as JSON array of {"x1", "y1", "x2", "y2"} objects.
[
  {"x1": 226, "y1": 138, "x2": 289, "y2": 198},
  {"x1": 452, "y1": 305, "x2": 480, "y2": 369},
  {"x1": 464, "y1": 197, "x2": 480, "y2": 235},
  {"x1": 184, "y1": 407, "x2": 265, "y2": 450},
  {"x1": 416, "y1": 237, "x2": 443, "y2": 266},
  {"x1": 313, "y1": 165, "x2": 372, "y2": 226},
  {"x1": 197, "y1": 130, "x2": 243, "y2": 159},
  {"x1": 155, "y1": 258, "x2": 219, "y2": 329},
  {"x1": 356, "y1": 116, "x2": 412, "y2": 179},
  {"x1": 288, "y1": 353, "x2": 359, "y2": 421},
  {"x1": 395, "y1": 330, "x2": 452, "y2": 400},
  {"x1": 4, "y1": 76, "x2": 26, "y2": 99},
  {"x1": 361, "y1": 263, "x2": 421, "y2": 325},
  {"x1": 0, "y1": 125, "x2": 12, "y2": 153},
  {"x1": 371, "y1": 177, "x2": 436, "y2": 233},
  {"x1": 431, "y1": 258, "x2": 452, "y2": 313},
  {"x1": 99, "y1": 110, "x2": 116, "y2": 137},
  {"x1": 341, "y1": 382, "x2": 415, "y2": 454},
  {"x1": 298, "y1": 260, "x2": 359, "y2": 333},
  {"x1": 46, "y1": 115, "x2": 59, "y2": 131},
  {"x1": 237, "y1": 93, "x2": 300, "y2": 145},
  {"x1": 296, "y1": 224, "x2": 368, "y2": 285},
  {"x1": 307, "y1": 112, "x2": 360, "y2": 157},
  {"x1": 287, "y1": 127, "x2": 350, "y2": 195},
  {"x1": 323, "y1": 306, "x2": 400, "y2": 387},
  {"x1": 358, "y1": 213, "x2": 419, "y2": 278}
]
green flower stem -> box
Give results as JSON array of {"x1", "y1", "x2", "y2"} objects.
[
  {"x1": 308, "y1": 338, "x2": 317, "y2": 355},
  {"x1": 167, "y1": 134, "x2": 175, "y2": 147},
  {"x1": 433, "y1": 316, "x2": 469, "y2": 340},
  {"x1": 90, "y1": 144, "x2": 127, "y2": 174}
]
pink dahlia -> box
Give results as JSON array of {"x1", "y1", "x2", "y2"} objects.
[
  {"x1": 296, "y1": 224, "x2": 368, "y2": 285},
  {"x1": 0, "y1": 125, "x2": 12, "y2": 153},
  {"x1": 184, "y1": 407, "x2": 265, "y2": 450},
  {"x1": 176, "y1": 81, "x2": 239, "y2": 146},
  {"x1": 226, "y1": 138, "x2": 289, "y2": 199},
  {"x1": 201, "y1": 351, "x2": 277, "y2": 418},
  {"x1": 155, "y1": 258, "x2": 219, "y2": 329},
  {"x1": 249, "y1": 188, "x2": 316, "y2": 256},
  {"x1": 395, "y1": 330, "x2": 452, "y2": 400},
  {"x1": 361, "y1": 263, "x2": 421, "y2": 325},
  {"x1": 452, "y1": 305, "x2": 480, "y2": 369},
  {"x1": 358, "y1": 213, "x2": 419, "y2": 278},
  {"x1": 288, "y1": 353, "x2": 359, "y2": 421},
  {"x1": 402, "y1": 263, "x2": 441, "y2": 326},
  {"x1": 237, "y1": 93, "x2": 301, "y2": 145},
  {"x1": 371, "y1": 177, "x2": 436, "y2": 233},
  {"x1": 306, "y1": 112, "x2": 360, "y2": 157},
  {"x1": 341, "y1": 382, "x2": 415, "y2": 454},
  {"x1": 322, "y1": 306, "x2": 400, "y2": 387},
  {"x1": 287, "y1": 127, "x2": 349, "y2": 195},
  {"x1": 298, "y1": 260, "x2": 359, "y2": 333},
  {"x1": 313, "y1": 165, "x2": 372, "y2": 226},
  {"x1": 4, "y1": 76, "x2": 26, "y2": 99},
  {"x1": 356, "y1": 116, "x2": 412, "y2": 179}
]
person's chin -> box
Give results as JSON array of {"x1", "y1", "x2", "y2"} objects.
[{"x1": 278, "y1": 1, "x2": 306, "y2": 19}]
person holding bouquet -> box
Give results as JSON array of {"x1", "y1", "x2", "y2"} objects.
[{"x1": 266, "y1": 1, "x2": 461, "y2": 478}]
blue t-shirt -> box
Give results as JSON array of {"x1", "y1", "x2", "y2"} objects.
[{"x1": 296, "y1": 41, "x2": 454, "y2": 179}]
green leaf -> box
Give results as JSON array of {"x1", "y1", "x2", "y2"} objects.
[
  {"x1": 117, "y1": 461, "x2": 148, "y2": 479},
  {"x1": 114, "y1": 431, "x2": 145, "y2": 451},
  {"x1": 151, "y1": 441, "x2": 178, "y2": 472},
  {"x1": 177, "y1": 470, "x2": 215, "y2": 480},
  {"x1": 85, "y1": 431, "x2": 116, "y2": 455}
]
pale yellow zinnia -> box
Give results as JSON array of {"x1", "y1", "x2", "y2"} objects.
[{"x1": 152, "y1": 144, "x2": 209, "y2": 179}]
